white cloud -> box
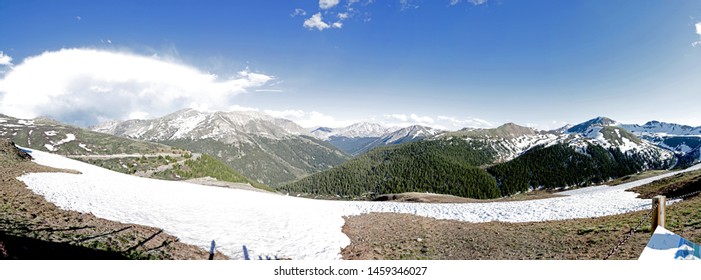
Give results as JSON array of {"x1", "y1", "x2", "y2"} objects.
[
  {"x1": 384, "y1": 114, "x2": 408, "y2": 122},
  {"x1": 291, "y1": 8, "x2": 307, "y2": 17},
  {"x1": 693, "y1": 22, "x2": 701, "y2": 47},
  {"x1": 264, "y1": 109, "x2": 354, "y2": 128},
  {"x1": 437, "y1": 115, "x2": 493, "y2": 129},
  {"x1": 228, "y1": 105, "x2": 259, "y2": 112},
  {"x1": 304, "y1": 12, "x2": 345, "y2": 31},
  {"x1": 0, "y1": 51, "x2": 13, "y2": 66},
  {"x1": 338, "y1": 12, "x2": 349, "y2": 20},
  {"x1": 264, "y1": 109, "x2": 306, "y2": 119},
  {"x1": 0, "y1": 48, "x2": 274, "y2": 127},
  {"x1": 319, "y1": 0, "x2": 340, "y2": 10},
  {"x1": 410, "y1": 113, "x2": 433, "y2": 123},
  {"x1": 381, "y1": 113, "x2": 438, "y2": 129},
  {"x1": 304, "y1": 13, "x2": 331, "y2": 31},
  {"x1": 128, "y1": 111, "x2": 150, "y2": 120}
]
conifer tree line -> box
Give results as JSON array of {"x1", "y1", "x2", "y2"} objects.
[
  {"x1": 486, "y1": 144, "x2": 645, "y2": 196},
  {"x1": 281, "y1": 139, "x2": 658, "y2": 200},
  {"x1": 282, "y1": 139, "x2": 502, "y2": 199}
]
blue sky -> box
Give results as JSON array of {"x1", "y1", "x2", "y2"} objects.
[{"x1": 1, "y1": 0, "x2": 701, "y2": 129}]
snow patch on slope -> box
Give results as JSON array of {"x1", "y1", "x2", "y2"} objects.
[{"x1": 79, "y1": 143, "x2": 92, "y2": 152}]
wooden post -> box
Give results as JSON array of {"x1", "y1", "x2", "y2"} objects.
[
  {"x1": 651, "y1": 195, "x2": 665, "y2": 232},
  {"x1": 209, "y1": 240, "x2": 215, "y2": 260}
]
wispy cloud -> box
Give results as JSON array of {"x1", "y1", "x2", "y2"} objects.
[
  {"x1": 438, "y1": 116, "x2": 493, "y2": 129},
  {"x1": 450, "y1": 0, "x2": 488, "y2": 5},
  {"x1": 264, "y1": 109, "x2": 355, "y2": 128},
  {"x1": 0, "y1": 48, "x2": 274, "y2": 126},
  {"x1": 382, "y1": 113, "x2": 439, "y2": 128},
  {"x1": 228, "y1": 105, "x2": 260, "y2": 112},
  {"x1": 254, "y1": 89, "x2": 284, "y2": 93},
  {"x1": 399, "y1": 0, "x2": 420, "y2": 10},
  {"x1": 384, "y1": 114, "x2": 409, "y2": 122},
  {"x1": 0, "y1": 51, "x2": 13, "y2": 66},
  {"x1": 290, "y1": 8, "x2": 307, "y2": 17}
]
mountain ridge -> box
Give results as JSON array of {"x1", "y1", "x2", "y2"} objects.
[{"x1": 89, "y1": 109, "x2": 349, "y2": 186}]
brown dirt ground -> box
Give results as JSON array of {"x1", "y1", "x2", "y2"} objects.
[
  {"x1": 0, "y1": 145, "x2": 228, "y2": 260},
  {"x1": 342, "y1": 188, "x2": 701, "y2": 260}
]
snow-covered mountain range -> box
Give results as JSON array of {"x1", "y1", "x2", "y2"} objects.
[
  {"x1": 310, "y1": 122, "x2": 393, "y2": 140},
  {"x1": 436, "y1": 117, "x2": 683, "y2": 168},
  {"x1": 91, "y1": 109, "x2": 349, "y2": 187},
  {"x1": 5, "y1": 108, "x2": 700, "y2": 186},
  {"x1": 309, "y1": 123, "x2": 441, "y2": 155},
  {"x1": 93, "y1": 108, "x2": 311, "y2": 143}
]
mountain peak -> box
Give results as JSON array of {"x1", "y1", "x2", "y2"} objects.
[{"x1": 566, "y1": 116, "x2": 618, "y2": 134}]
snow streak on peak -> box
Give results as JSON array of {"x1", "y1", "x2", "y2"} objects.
[{"x1": 566, "y1": 116, "x2": 619, "y2": 134}]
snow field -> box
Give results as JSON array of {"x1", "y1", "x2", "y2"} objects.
[{"x1": 17, "y1": 148, "x2": 701, "y2": 260}]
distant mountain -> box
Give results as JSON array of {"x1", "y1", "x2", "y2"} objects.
[
  {"x1": 555, "y1": 117, "x2": 701, "y2": 168},
  {"x1": 310, "y1": 127, "x2": 334, "y2": 139},
  {"x1": 93, "y1": 108, "x2": 311, "y2": 142},
  {"x1": 0, "y1": 113, "x2": 171, "y2": 155},
  {"x1": 549, "y1": 124, "x2": 573, "y2": 134},
  {"x1": 343, "y1": 125, "x2": 442, "y2": 156},
  {"x1": 620, "y1": 121, "x2": 701, "y2": 136},
  {"x1": 618, "y1": 121, "x2": 701, "y2": 164},
  {"x1": 0, "y1": 113, "x2": 267, "y2": 190},
  {"x1": 282, "y1": 117, "x2": 680, "y2": 200},
  {"x1": 564, "y1": 117, "x2": 676, "y2": 169},
  {"x1": 566, "y1": 116, "x2": 619, "y2": 134},
  {"x1": 309, "y1": 123, "x2": 439, "y2": 156},
  {"x1": 92, "y1": 109, "x2": 350, "y2": 186},
  {"x1": 440, "y1": 123, "x2": 566, "y2": 162},
  {"x1": 310, "y1": 122, "x2": 391, "y2": 140}
]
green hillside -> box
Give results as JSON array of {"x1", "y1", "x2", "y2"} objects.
[
  {"x1": 164, "y1": 136, "x2": 349, "y2": 187},
  {"x1": 282, "y1": 137, "x2": 668, "y2": 200},
  {"x1": 152, "y1": 154, "x2": 274, "y2": 192},
  {"x1": 487, "y1": 143, "x2": 647, "y2": 196},
  {"x1": 280, "y1": 138, "x2": 501, "y2": 199}
]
